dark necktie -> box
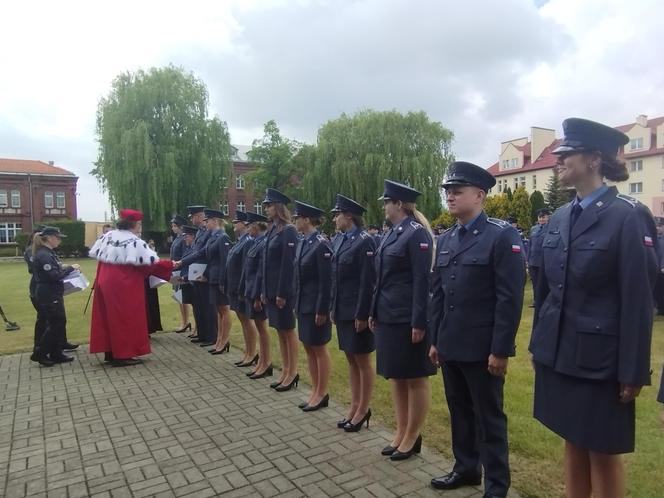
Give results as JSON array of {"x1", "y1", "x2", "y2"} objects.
[
  {"x1": 570, "y1": 203, "x2": 583, "y2": 227},
  {"x1": 458, "y1": 226, "x2": 468, "y2": 241}
]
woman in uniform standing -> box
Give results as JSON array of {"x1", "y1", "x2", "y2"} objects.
[
  {"x1": 370, "y1": 180, "x2": 436, "y2": 460},
  {"x1": 31, "y1": 226, "x2": 80, "y2": 366},
  {"x1": 261, "y1": 188, "x2": 299, "y2": 391},
  {"x1": 530, "y1": 118, "x2": 658, "y2": 497},
  {"x1": 293, "y1": 201, "x2": 333, "y2": 411},
  {"x1": 329, "y1": 194, "x2": 376, "y2": 430},
  {"x1": 170, "y1": 214, "x2": 191, "y2": 333},
  {"x1": 203, "y1": 209, "x2": 233, "y2": 355},
  {"x1": 242, "y1": 212, "x2": 273, "y2": 379}
]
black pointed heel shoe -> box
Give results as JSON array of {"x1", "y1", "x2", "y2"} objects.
[
  {"x1": 174, "y1": 323, "x2": 192, "y2": 333},
  {"x1": 390, "y1": 435, "x2": 422, "y2": 461},
  {"x1": 249, "y1": 365, "x2": 273, "y2": 379},
  {"x1": 274, "y1": 374, "x2": 299, "y2": 392},
  {"x1": 237, "y1": 354, "x2": 259, "y2": 367},
  {"x1": 381, "y1": 445, "x2": 397, "y2": 456},
  {"x1": 269, "y1": 379, "x2": 282, "y2": 389},
  {"x1": 298, "y1": 401, "x2": 309, "y2": 409},
  {"x1": 343, "y1": 409, "x2": 371, "y2": 432},
  {"x1": 337, "y1": 418, "x2": 350, "y2": 429},
  {"x1": 302, "y1": 394, "x2": 329, "y2": 412}
]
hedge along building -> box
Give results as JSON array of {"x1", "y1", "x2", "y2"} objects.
[{"x1": 0, "y1": 158, "x2": 78, "y2": 243}]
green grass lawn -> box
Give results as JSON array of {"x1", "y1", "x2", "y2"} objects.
[{"x1": 1, "y1": 258, "x2": 662, "y2": 497}]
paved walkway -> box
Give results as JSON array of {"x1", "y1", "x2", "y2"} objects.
[{"x1": 0, "y1": 333, "x2": 491, "y2": 498}]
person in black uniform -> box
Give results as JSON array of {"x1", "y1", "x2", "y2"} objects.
[
  {"x1": 174, "y1": 205, "x2": 216, "y2": 345},
  {"x1": 293, "y1": 201, "x2": 333, "y2": 411},
  {"x1": 227, "y1": 210, "x2": 259, "y2": 366},
  {"x1": 241, "y1": 212, "x2": 273, "y2": 379},
  {"x1": 261, "y1": 188, "x2": 299, "y2": 391},
  {"x1": 31, "y1": 227, "x2": 80, "y2": 366},
  {"x1": 369, "y1": 180, "x2": 436, "y2": 460},
  {"x1": 653, "y1": 218, "x2": 664, "y2": 315},
  {"x1": 527, "y1": 208, "x2": 551, "y2": 307},
  {"x1": 177, "y1": 225, "x2": 198, "y2": 338},
  {"x1": 202, "y1": 209, "x2": 232, "y2": 354},
  {"x1": 429, "y1": 162, "x2": 525, "y2": 497},
  {"x1": 530, "y1": 118, "x2": 658, "y2": 497},
  {"x1": 170, "y1": 214, "x2": 191, "y2": 333},
  {"x1": 329, "y1": 194, "x2": 376, "y2": 431}
]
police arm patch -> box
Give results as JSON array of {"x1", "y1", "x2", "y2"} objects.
[{"x1": 43, "y1": 263, "x2": 52, "y2": 271}]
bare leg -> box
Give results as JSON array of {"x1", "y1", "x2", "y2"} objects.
[
  {"x1": 588, "y1": 451, "x2": 624, "y2": 498},
  {"x1": 252, "y1": 319, "x2": 271, "y2": 374},
  {"x1": 276, "y1": 332, "x2": 288, "y2": 384},
  {"x1": 390, "y1": 379, "x2": 409, "y2": 449},
  {"x1": 219, "y1": 305, "x2": 231, "y2": 346},
  {"x1": 239, "y1": 313, "x2": 258, "y2": 360},
  {"x1": 345, "y1": 353, "x2": 360, "y2": 421},
  {"x1": 398, "y1": 377, "x2": 430, "y2": 451},
  {"x1": 565, "y1": 441, "x2": 591, "y2": 498},
  {"x1": 352, "y1": 352, "x2": 374, "y2": 424},
  {"x1": 281, "y1": 329, "x2": 299, "y2": 384},
  {"x1": 312, "y1": 344, "x2": 331, "y2": 404},
  {"x1": 304, "y1": 344, "x2": 317, "y2": 404},
  {"x1": 178, "y1": 303, "x2": 188, "y2": 328}
]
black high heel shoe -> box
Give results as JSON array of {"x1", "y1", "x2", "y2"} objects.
[
  {"x1": 249, "y1": 365, "x2": 273, "y2": 379},
  {"x1": 337, "y1": 418, "x2": 350, "y2": 429},
  {"x1": 174, "y1": 323, "x2": 192, "y2": 333},
  {"x1": 298, "y1": 401, "x2": 309, "y2": 409},
  {"x1": 381, "y1": 445, "x2": 397, "y2": 456},
  {"x1": 343, "y1": 409, "x2": 371, "y2": 432},
  {"x1": 274, "y1": 374, "x2": 299, "y2": 392},
  {"x1": 269, "y1": 379, "x2": 282, "y2": 388},
  {"x1": 302, "y1": 394, "x2": 329, "y2": 412},
  {"x1": 237, "y1": 354, "x2": 259, "y2": 367},
  {"x1": 390, "y1": 435, "x2": 422, "y2": 461}
]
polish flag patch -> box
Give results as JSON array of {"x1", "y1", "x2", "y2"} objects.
[
  {"x1": 511, "y1": 244, "x2": 522, "y2": 253},
  {"x1": 644, "y1": 236, "x2": 654, "y2": 247},
  {"x1": 366, "y1": 251, "x2": 374, "y2": 256},
  {"x1": 419, "y1": 243, "x2": 429, "y2": 251}
]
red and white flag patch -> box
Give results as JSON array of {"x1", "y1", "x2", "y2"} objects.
[
  {"x1": 366, "y1": 251, "x2": 374, "y2": 256},
  {"x1": 419, "y1": 243, "x2": 429, "y2": 251},
  {"x1": 644, "y1": 236, "x2": 654, "y2": 247},
  {"x1": 511, "y1": 244, "x2": 522, "y2": 253}
]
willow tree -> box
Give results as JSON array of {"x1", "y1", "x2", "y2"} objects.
[
  {"x1": 92, "y1": 65, "x2": 232, "y2": 230},
  {"x1": 302, "y1": 110, "x2": 454, "y2": 224}
]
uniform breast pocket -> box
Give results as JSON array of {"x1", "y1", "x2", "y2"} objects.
[
  {"x1": 542, "y1": 236, "x2": 561, "y2": 250},
  {"x1": 462, "y1": 255, "x2": 490, "y2": 266},
  {"x1": 436, "y1": 253, "x2": 451, "y2": 268},
  {"x1": 575, "y1": 315, "x2": 618, "y2": 371}
]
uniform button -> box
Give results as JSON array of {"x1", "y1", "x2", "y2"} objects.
[
  {"x1": 590, "y1": 241, "x2": 595, "y2": 246},
  {"x1": 449, "y1": 305, "x2": 455, "y2": 310},
  {"x1": 595, "y1": 325, "x2": 601, "y2": 331},
  {"x1": 563, "y1": 248, "x2": 568, "y2": 252},
  {"x1": 557, "y1": 284, "x2": 563, "y2": 289},
  {"x1": 560, "y1": 264, "x2": 564, "y2": 269},
  {"x1": 451, "y1": 275, "x2": 456, "y2": 280},
  {"x1": 473, "y1": 258, "x2": 478, "y2": 263},
  {"x1": 449, "y1": 290, "x2": 454, "y2": 295},
  {"x1": 453, "y1": 261, "x2": 457, "y2": 266}
]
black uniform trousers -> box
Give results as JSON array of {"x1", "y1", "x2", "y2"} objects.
[
  {"x1": 441, "y1": 361, "x2": 510, "y2": 497},
  {"x1": 35, "y1": 295, "x2": 66, "y2": 356},
  {"x1": 193, "y1": 282, "x2": 217, "y2": 342},
  {"x1": 30, "y1": 296, "x2": 48, "y2": 351},
  {"x1": 529, "y1": 266, "x2": 540, "y2": 303}
]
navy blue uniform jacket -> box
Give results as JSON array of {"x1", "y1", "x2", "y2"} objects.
[
  {"x1": 261, "y1": 223, "x2": 298, "y2": 300},
  {"x1": 295, "y1": 231, "x2": 332, "y2": 315},
  {"x1": 205, "y1": 229, "x2": 232, "y2": 287},
  {"x1": 33, "y1": 246, "x2": 75, "y2": 300},
  {"x1": 242, "y1": 235, "x2": 266, "y2": 301},
  {"x1": 227, "y1": 234, "x2": 252, "y2": 295},
  {"x1": 530, "y1": 187, "x2": 658, "y2": 386},
  {"x1": 430, "y1": 213, "x2": 526, "y2": 361},
  {"x1": 170, "y1": 234, "x2": 186, "y2": 261}
]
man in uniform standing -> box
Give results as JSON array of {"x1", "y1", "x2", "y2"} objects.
[
  {"x1": 429, "y1": 162, "x2": 526, "y2": 498},
  {"x1": 527, "y1": 208, "x2": 551, "y2": 307}
]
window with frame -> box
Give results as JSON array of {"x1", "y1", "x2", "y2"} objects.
[
  {"x1": 629, "y1": 182, "x2": 643, "y2": 194},
  {"x1": 0, "y1": 222, "x2": 22, "y2": 243},
  {"x1": 236, "y1": 175, "x2": 245, "y2": 190},
  {"x1": 254, "y1": 201, "x2": 262, "y2": 213},
  {"x1": 10, "y1": 190, "x2": 20, "y2": 208},
  {"x1": 519, "y1": 176, "x2": 526, "y2": 188},
  {"x1": 56, "y1": 191, "x2": 66, "y2": 208},
  {"x1": 510, "y1": 158, "x2": 518, "y2": 168},
  {"x1": 630, "y1": 137, "x2": 644, "y2": 150},
  {"x1": 629, "y1": 160, "x2": 643, "y2": 172},
  {"x1": 513, "y1": 177, "x2": 518, "y2": 189},
  {"x1": 237, "y1": 201, "x2": 245, "y2": 212},
  {"x1": 501, "y1": 160, "x2": 509, "y2": 169},
  {"x1": 532, "y1": 175, "x2": 537, "y2": 190},
  {"x1": 0, "y1": 190, "x2": 7, "y2": 208},
  {"x1": 44, "y1": 191, "x2": 54, "y2": 208},
  {"x1": 661, "y1": 201, "x2": 664, "y2": 214},
  {"x1": 221, "y1": 202, "x2": 229, "y2": 215}
]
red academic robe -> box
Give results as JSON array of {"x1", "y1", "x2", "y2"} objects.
[{"x1": 89, "y1": 260, "x2": 173, "y2": 359}]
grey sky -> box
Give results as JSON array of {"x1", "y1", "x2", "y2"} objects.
[{"x1": 1, "y1": 0, "x2": 663, "y2": 220}]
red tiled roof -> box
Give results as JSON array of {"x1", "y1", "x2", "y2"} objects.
[
  {"x1": 487, "y1": 139, "x2": 561, "y2": 177},
  {"x1": 616, "y1": 116, "x2": 664, "y2": 159},
  {"x1": 614, "y1": 116, "x2": 664, "y2": 133},
  {"x1": 0, "y1": 158, "x2": 76, "y2": 176}
]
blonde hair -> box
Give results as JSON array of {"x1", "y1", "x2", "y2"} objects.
[
  {"x1": 272, "y1": 203, "x2": 292, "y2": 229},
  {"x1": 31, "y1": 232, "x2": 47, "y2": 256},
  {"x1": 401, "y1": 202, "x2": 436, "y2": 268}
]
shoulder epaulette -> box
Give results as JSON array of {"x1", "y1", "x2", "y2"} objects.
[
  {"x1": 410, "y1": 221, "x2": 423, "y2": 230},
  {"x1": 360, "y1": 231, "x2": 369, "y2": 239},
  {"x1": 487, "y1": 218, "x2": 509, "y2": 228},
  {"x1": 316, "y1": 234, "x2": 326, "y2": 242},
  {"x1": 616, "y1": 193, "x2": 638, "y2": 207},
  {"x1": 442, "y1": 226, "x2": 454, "y2": 235}
]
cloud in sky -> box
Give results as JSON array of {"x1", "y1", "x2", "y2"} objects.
[{"x1": 1, "y1": 0, "x2": 663, "y2": 220}]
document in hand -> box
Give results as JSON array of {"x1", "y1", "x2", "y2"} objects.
[
  {"x1": 63, "y1": 271, "x2": 90, "y2": 296},
  {"x1": 172, "y1": 289, "x2": 183, "y2": 304},
  {"x1": 188, "y1": 263, "x2": 207, "y2": 281}
]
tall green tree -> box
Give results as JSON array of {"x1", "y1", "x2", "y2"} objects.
[
  {"x1": 544, "y1": 169, "x2": 570, "y2": 209},
  {"x1": 246, "y1": 120, "x2": 306, "y2": 202},
  {"x1": 484, "y1": 193, "x2": 511, "y2": 220},
  {"x1": 92, "y1": 65, "x2": 232, "y2": 230},
  {"x1": 529, "y1": 190, "x2": 546, "y2": 223},
  {"x1": 302, "y1": 110, "x2": 454, "y2": 224},
  {"x1": 511, "y1": 186, "x2": 532, "y2": 230}
]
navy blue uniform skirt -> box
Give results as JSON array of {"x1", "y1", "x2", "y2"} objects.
[
  {"x1": 534, "y1": 362, "x2": 635, "y2": 454},
  {"x1": 245, "y1": 297, "x2": 267, "y2": 321},
  {"x1": 336, "y1": 320, "x2": 375, "y2": 354},
  {"x1": 209, "y1": 285, "x2": 229, "y2": 306},
  {"x1": 229, "y1": 292, "x2": 245, "y2": 314},
  {"x1": 266, "y1": 299, "x2": 295, "y2": 330},
  {"x1": 297, "y1": 313, "x2": 332, "y2": 346},
  {"x1": 375, "y1": 322, "x2": 436, "y2": 379},
  {"x1": 181, "y1": 283, "x2": 195, "y2": 305}
]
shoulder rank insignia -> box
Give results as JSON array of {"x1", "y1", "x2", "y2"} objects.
[
  {"x1": 616, "y1": 193, "x2": 638, "y2": 207},
  {"x1": 487, "y1": 218, "x2": 509, "y2": 228},
  {"x1": 410, "y1": 221, "x2": 423, "y2": 229},
  {"x1": 317, "y1": 234, "x2": 326, "y2": 242},
  {"x1": 360, "y1": 231, "x2": 368, "y2": 239}
]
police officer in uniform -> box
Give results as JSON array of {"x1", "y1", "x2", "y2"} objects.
[
  {"x1": 175, "y1": 205, "x2": 216, "y2": 345},
  {"x1": 261, "y1": 188, "x2": 299, "y2": 391},
  {"x1": 170, "y1": 214, "x2": 191, "y2": 333},
  {"x1": 530, "y1": 118, "x2": 658, "y2": 497},
  {"x1": 242, "y1": 212, "x2": 273, "y2": 379},
  {"x1": 329, "y1": 194, "x2": 376, "y2": 431},
  {"x1": 178, "y1": 225, "x2": 199, "y2": 338},
  {"x1": 293, "y1": 201, "x2": 333, "y2": 411},
  {"x1": 32, "y1": 227, "x2": 81, "y2": 366},
  {"x1": 653, "y1": 217, "x2": 664, "y2": 314},
  {"x1": 369, "y1": 180, "x2": 436, "y2": 460},
  {"x1": 429, "y1": 162, "x2": 525, "y2": 497},
  {"x1": 227, "y1": 211, "x2": 259, "y2": 366},
  {"x1": 202, "y1": 209, "x2": 232, "y2": 354},
  {"x1": 527, "y1": 208, "x2": 551, "y2": 306}
]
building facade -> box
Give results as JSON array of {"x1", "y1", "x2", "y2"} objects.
[
  {"x1": 0, "y1": 158, "x2": 78, "y2": 243},
  {"x1": 222, "y1": 145, "x2": 263, "y2": 218},
  {"x1": 487, "y1": 115, "x2": 664, "y2": 216}
]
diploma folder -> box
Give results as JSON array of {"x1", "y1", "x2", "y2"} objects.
[
  {"x1": 188, "y1": 263, "x2": 207, "y2": 281},
  {"x1": 63, "y1": 271, "x2": 90, "y2": 296}
]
